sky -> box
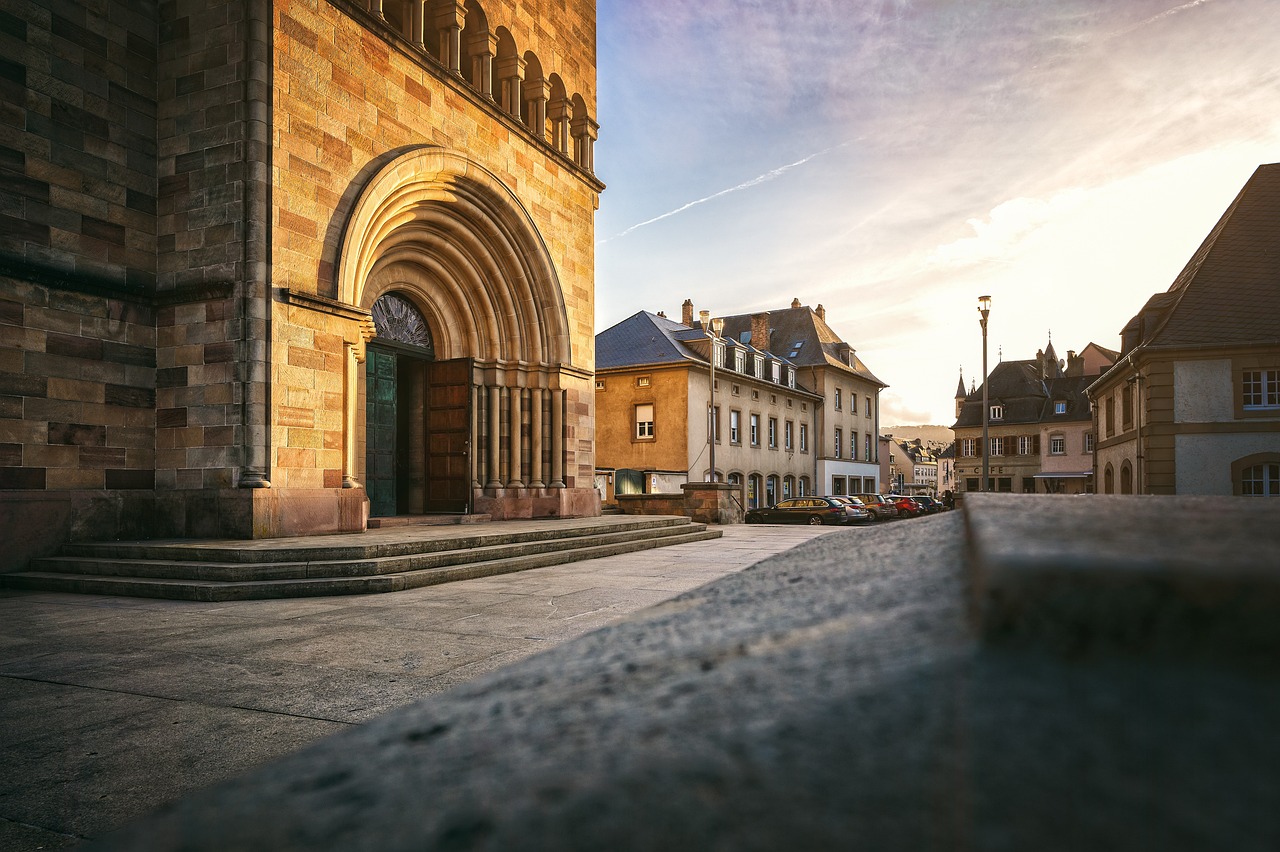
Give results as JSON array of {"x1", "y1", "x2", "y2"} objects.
[{"x1": 592, "y1": 0, "x2": 1280, "y2": 426}]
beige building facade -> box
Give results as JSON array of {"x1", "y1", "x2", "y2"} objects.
[
  {"x1": 1, "y1": 0, "x2": 602, "y2": 567},
  {"x1": 1089, "y1": 164, "x2": 1280, "y2": 496}
]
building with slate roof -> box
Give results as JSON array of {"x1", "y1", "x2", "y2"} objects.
[
  {"x1": 1087, "y1": 163, "x2": 1280, "y2": 495},
  {"x1": 953, "y1": 341, "x2": 1113, "y2": 494},
  {"x1": 594, "y1": 297, "x2": 883, "y2": 508}
]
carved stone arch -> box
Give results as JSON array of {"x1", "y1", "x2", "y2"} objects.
[{"x1": 337, "y1": 145, "x2": 571, "y2": 367}]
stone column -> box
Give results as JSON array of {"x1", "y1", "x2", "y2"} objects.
[
  {"x1": 496, "y1": 54, "x2": 525, "y2": 120},
  {"x1": 471, "y1": 383, "x2": 483, "y2": 488},
  {"x1": 433, "y1": 1, "x2": 466, "y2": 73},
  {"x1": 571, "y1": 115, "x2": 599, "y2": 172},
  {"x1": 410, "y1": 0, "x2": 425, "y2": 49},
  {"x1": 486, "y1": 384, "x2": 502, "y2": 488},
  {"x1": 549, "y1": 98, "x2": 571, "y2": 156},
  {"x1": 529, "y1": 387, "x2": 545, "y2": 488},
  {"x1": 550, "y1": 388, "x2": 564, "y2": 487},
  {"x1": 342, "y1": 345, "x2": 360, "y2": 488},
  {"x1": 370, "y1": 0, "x2": 384, "y2": 19},
  {"x1": 507, "y1": 386, "x2": 523, "y2": 487},
  {"x1": 524, "y1": 76, "x2": 550, "y2": 141},
  {"x1": 467, "y1": 32, "x2": 497, "y2": 99}
]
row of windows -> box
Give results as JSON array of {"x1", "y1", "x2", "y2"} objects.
[
  {"x1": 985, "y1": 400, "x2": 1070, "y2": 422},
  {"x1": 958, "y1": 433, "x2": 1093, "y2": 457},
  {"x1": 832, "y1": 388, "x2": 875, "y2": 418},
  {"x1": 730, "y1": 472, "x2": 811, "y2": 509},
  {"x1": 637, "y1": 404, "x2": 809, "y2": 452},
  {"x1": 713, "y1": 342, "x2": 796, "y2": 388},
  {"x1": 831, "y1": 429, "x2": 874, "y2": 461},
  {"x1": 829, "y1": 476, "x2": 879, "y2": 496}
]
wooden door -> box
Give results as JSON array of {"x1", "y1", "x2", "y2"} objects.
[{"x1": 423, "y1": 358, "x2": 472, "y2": 513}]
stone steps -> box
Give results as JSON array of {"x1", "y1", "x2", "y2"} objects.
[{"x1": 1, "y1": 516, "x2": 720, "y2": 601}]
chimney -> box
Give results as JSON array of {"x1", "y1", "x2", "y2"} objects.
[
  {"x1": 815, "y1": 304, "x2": 826, "y2": 321},
  {"x1": 750, "y1": 312, "x2": 770, "y2": 351},
  {"x1": 656, "y1": 311, "x2": 666, "y2": 318},
  {"x1": 698, "y1": 309, "x2": 710, "y2": 330},
  {"x1": 791, "y1": 297, "x2": 801, "y2": 309},
  {"x1": 681, "y1": 299, "x2": 694, "y2": 326}
]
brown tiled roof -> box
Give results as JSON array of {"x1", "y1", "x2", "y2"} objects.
[
  {"x1": 1136, "y1": 163, "x2": 1280, "y2": 348},
  {"x1": 718, "y1": 305, "x2": 887, "y2": 387}
]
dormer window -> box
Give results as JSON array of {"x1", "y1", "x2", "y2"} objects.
[
  {"x1": 787, "y1": 368, "x2": 795, "y2": 388},
  {"x1": 713, "y1": 341, "x2": 724, "y2": 368},
  {"x1": 771, "y1": 361, "x2": 781, "y2": 384},
  {"x1": 734, "y1": 349, "x2": 745, "y2": 373},
  {"x1": 753, "y1": 354, "x2": 764, "y2": 378},
  {"x1": 1054, "y1": 400, "x2": 1067, "y2": 415},
  {"x1": 990, "y1": 405, "x2": 1004, "y2": 421}
]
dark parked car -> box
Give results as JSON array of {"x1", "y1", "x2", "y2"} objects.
[
  {"x1": 912, "y1": 495, "x2": 944, "y2": 513},
  {"x1": 850, "y1": 493, "x2": 899, "y2": 521},
  {"x1": 745, "y1": 497, "x2": 865, "y2": 525}
]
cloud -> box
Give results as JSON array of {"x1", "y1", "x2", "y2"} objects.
[{"x1": 927, "y1": 190, "x2": 1088, "y2": 268}]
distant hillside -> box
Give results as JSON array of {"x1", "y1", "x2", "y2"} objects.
[{"x1": 880, "y1": 425, "x2": 954, "y2": 449}]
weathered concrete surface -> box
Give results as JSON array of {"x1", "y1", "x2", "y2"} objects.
[
  {"x1": 968, "y1": 494, "x2": 1280, "y2": 664},
  {"x1": 0, "y1": 524, "x2": 834, "y2": 850},
  {"x1": 87, "y1": 502, "x2": 1280, "y2": 851}
]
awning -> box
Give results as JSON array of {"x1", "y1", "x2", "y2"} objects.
[{"x1": 1032, "y1": 471, "x2": 1092, "y2": 479}]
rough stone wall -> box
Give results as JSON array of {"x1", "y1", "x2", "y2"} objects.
[
  {"x1": 0, "y1": 2, "x2": 163, "y2": 565},
  {"x1": 270, "y1": 0, "x2": 600, "y2": 500}
]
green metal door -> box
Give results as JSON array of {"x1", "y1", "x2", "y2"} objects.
[{"x1": 365, "y1": 347, "x2": 398, "y2": 517}]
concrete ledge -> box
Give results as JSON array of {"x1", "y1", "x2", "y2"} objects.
[
  {"x1": 965, "y1": 494, "x2": 1280, "y2": 665},
  {"x1": 91, "y1": 506, "x2": 1280, "y2": 850}
]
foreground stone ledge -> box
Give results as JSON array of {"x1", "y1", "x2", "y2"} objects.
[
  {"x1": 965, "y1": 494, "x2": 1280, "y2": 664},
  {"x1": 92, "y1": 508, "x2": 1280, "y2": 851}
]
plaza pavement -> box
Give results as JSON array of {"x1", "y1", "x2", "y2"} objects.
[{"x1": 0, "y1": 522, "x2": 838, "y2": 850}]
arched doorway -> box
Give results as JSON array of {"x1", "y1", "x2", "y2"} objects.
[
  {"x1": 364, "y1": 293, "x2": 472, "y2": 517},
  {"x1": 337, "y1": 147, "x2": 583, "y2": 521}
]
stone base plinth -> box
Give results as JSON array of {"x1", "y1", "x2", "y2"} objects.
[
  {"x1": 615, "y1": 482, "x2": 745, "y2": 524},
  {"x1": 472, "y1": 487, "x2": 601, "y2": 520}
]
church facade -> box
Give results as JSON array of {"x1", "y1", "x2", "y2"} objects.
[{"x1": 1, "y1": 0, "x2": 603, "y2": 568}]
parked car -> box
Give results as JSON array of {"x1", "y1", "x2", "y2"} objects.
[
  {"x1": 850, "y1": 494, "x2": 899, "y2": 522},
  {"x1": 912, "y1": 495, "x2": 944, "y2": 514},
  {"x1": 745, "y1": 497, "x2": 866, "y2": 526},
  {"x1": 887, "y1": 494, "x2": 924, "y2": 518},
  {"x1": 823, "y1": 496, "x2": 874, "y2": 524}
]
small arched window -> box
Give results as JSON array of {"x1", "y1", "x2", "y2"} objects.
[
  {"x1": 1120, "y1": 461, "x2": 1133, "y2": 494},
  {"x1": 371, "y1": 293, "x2": 434, "y2": 357},
  {"x1": 1104, "y1": 463, "x2": 1114, "y2": 494}
]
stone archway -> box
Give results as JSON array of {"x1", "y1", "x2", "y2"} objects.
[{"x1": 336, "y1": 146, "x2": 578, "y2": 519}]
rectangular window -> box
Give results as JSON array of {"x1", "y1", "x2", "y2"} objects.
[
  {"x1": 750, "y1": 414, "x2": 760, "y2": 446},
  {"x1": 787, "y1": 368, "x2": 795, "y2": 389},
  {"x1": 753, "y1": 355, "x2": 764, "y2": 378},
  {"x1": 730, "y1": 410, "x2": 740, "y2": 444},
  {"x1": 1243, "y1": 370, "x2": 1280, "y2": 409},
  {"x1": 1050, "y1": 435, "x2": 1065, "y2": 455},
  {"x1": 595, "y1": 379, "x2": 605, "y2": 390},
  {"x1": 799, "y1": 423, "x2": 808, "y2": 452},
  {"x1": 1122, "y1": 385, "x2": 1133, "y2": 429},
  {"x1": 1018, "y1": 435, "x2": 1033, "y2": 456},
  {"x1": 784, "y1": 420, "x2": 794, "y2": 450},
  {"x1": 734, "y1": 349, "x2": 745, "y2": 373},
  {"x1": 1084, "y1": 432, "x2": 1095, "y2": 452},
  {"x1": 712, "y1": 406, "x2": 721, "y2": 442},
  {"x1": 851, "y1": 431, "x2": 859, "y2": 460},
  {"x1": 834, "y1": 428, "x2": 842, "y2": 459},
  {"x1": 1106, "y1": 397, "x2": 1115, "y2": 437},
  {"x1": 635, "y1": 403, "x2": 654, "y2": 439},
  {"x1": 771, "y1": 361, "x2": 781, "y2": 384},
  {"x1": 832, "y1": 476, "x2": 846, "y2": 496},
  {"x1": 1054, "y1": 400, "x2": 1067, "y2": 415},
  {"x1": 865, "y1": 434, "x2": 872, "y2": 461},
  {"x1": 636, "y1": 376, "x2": 650, "y2": 388},
  {"x1": 990, "y1": 405, "x2": 1003, "y2": 421},
  {"x1": 960, "y1": 438, "x2": 975, "y2": 457},
  {"x1": 834, "y1": 388, "x2": 842, "y2": 410},
  {"x1": 865, "y1": 396, "x2": 872, "y2": 418},
  {"x1": 768, "y1": 417, "x2": 778, "y2": 449},
  {"x1": 989, "y1": 436, "x2": 1004, "y2": 456}
]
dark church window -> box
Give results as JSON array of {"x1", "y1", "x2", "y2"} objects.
[{"x1": 371, "y1": 292, "x2": 434, "y2": 357}]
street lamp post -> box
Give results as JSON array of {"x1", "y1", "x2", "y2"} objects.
[
  {"x1": 978, "y1": 295, "x2": 991, "y2": 493},
  {"x1": 707, "y1": 316, "x2": 725, "y2": 482}
]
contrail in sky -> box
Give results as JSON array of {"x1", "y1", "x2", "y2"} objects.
[
  {"x1": 599, "y1": 142, "x2": 849, "y2": 244},
  {"x1": 1110, "y1": 0, "x2": 1216, "y2": 37}
]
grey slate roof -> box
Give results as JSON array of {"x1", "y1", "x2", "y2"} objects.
[
  {"x1": 1121, "y1": 162, "x2": 1280, "y2": 351},
  {"x1": 595, "y1": 311, "x2": 702, "y2": 369},
  {"x1": 717, "y1": 305, "x2": 887, "y2": 387},
  {"x1": 952, "y1": 351, "x2": 1093, "y2": 429}
]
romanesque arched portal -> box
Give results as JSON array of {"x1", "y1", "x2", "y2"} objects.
[{"x1": 336, "y1": 146, "x2": 577, "y2": 519}]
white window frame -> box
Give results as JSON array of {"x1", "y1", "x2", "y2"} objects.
[
  {"x1": 990, "y1": 405, "x2": 1004, "y2": 421},
  {"x1": 635, "y1": 403, "x2": 654, "y2": 439},
  {"x1": 1243, "y1": 369, "x2": 1280, "y2": 409},
  {"x1": 750, "y1": 413, "x2": 760, "y2": 447},
  {"x1": 784, "y1": 420, "x2": 793, "y2": 450},
  {"x1": 799, "y1": 423, "x2": 808, "y2": 453},
  {"x1": 730, "y1": 410, "x2": 740, "y2": 444},
  {"x1": 1049, "y1": 435, "x2": 1066, "y2": 455},
  {"x1": 768, "y1": 417, "x2": 778, "y2": 449},
  {"x1": 834, "y1": 428, "x2": 842, "y2": 459}
]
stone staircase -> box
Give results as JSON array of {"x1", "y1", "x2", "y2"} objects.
[{"x1": 1, "y1": 516, "x2": 720, "y2": 602}]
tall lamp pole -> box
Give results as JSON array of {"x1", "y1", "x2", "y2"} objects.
[
  {"x1": 978, "y1": 295, "x2": 992, "y2": 493},
  {"x1": 707, "y1": 316, "x2": 725, "y2": 482}
]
